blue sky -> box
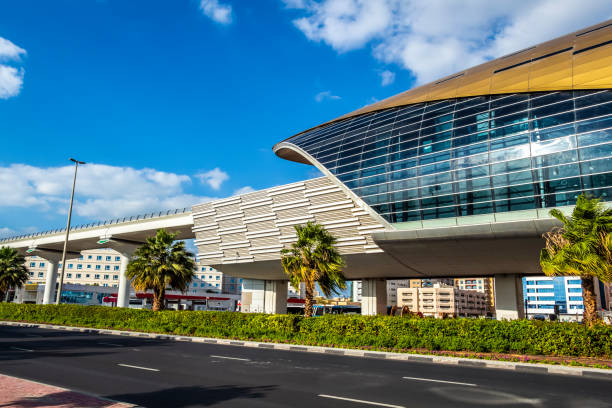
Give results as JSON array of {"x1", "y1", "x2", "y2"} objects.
[{"x1": 1, "y1": 0, "x2": 611, "y2": 237}]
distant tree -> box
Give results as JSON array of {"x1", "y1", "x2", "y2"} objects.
[
  {"x1": 540, "y1": 194, "x2": 612, "y2": 326},
  {"x1": 0, "y1": 246, "x2": 29, "y2": 302},
  {"x1": 281, "y1": 222, "x2": 346, "y2": 317},
  {"x1": 126, "y1": 229, "x2": 196, "y2": 311}
]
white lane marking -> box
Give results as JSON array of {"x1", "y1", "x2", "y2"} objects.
[
  {"x1": 402, "y1": 376, "x2": 476, "y2": 387},
  {"x1": 318, "y1": 395, "x2": 405, "y2": 408},
  {"x1": 117, "y1": 363, "x2": 159, "y2": 372},
  {"x1": 210, "y1": 355, "x2": 250, "y2": 361},
  {"x1": 98, "y1": 342, "x2": 123, "y2": 347},
  {"x1": 10, "y1": 346, "x2": 34, "y2": 352}
]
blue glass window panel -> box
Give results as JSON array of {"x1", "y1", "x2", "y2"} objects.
[
  {"x1": 567, "y1": 279, "x2": 581, "y2": 284},
  {"x1": 538, "y1": 177, "x2": 582, "y2": 194},
  {"x1": 495, "y1": 196, "x2": 537, "y2": 212},
  {"x1": 455, "y1": 177, "x2": 491, "y2": 192},
  {"x1": 421, "y1": 195, "x2": 455, "y2": 209},
  {"x1": 543, "y1": 192, "x2": 579, "y2": 208},
  {"x1": 423, "y1": 103, "x2": 454, "y2": 119},
  {"x1": 337, "y1": 163, "x2": 360, "y2": 174},
  {"x1": 586, "y1": 187, "x2": 612, "y2": 200},
  {"x1": 531, "y1": 111, "x2": 575, "y2": 130},
  {"x1": 490, "y1": 145, "x2": 531, "y2": 163},
  {"x1": 423, "y1": 206, "x2": 457, "y2": 219},
  {"x1": 454, "y1": 142, "x2": 488, "y2": 158},
  {"x1": 360, "y1": 174, "x2": 388, "y2": 187},
  {"x1": 575, "y1": 91, "x2": 612, "y2": 108},
  {"x1": 389, "y1": 159, "x2": 417, "y2": 172},
  {"x1": 453, "y1": 122, "x2": 490, "y2": 137},
  {"x1": 531, "y1": 135, "x2": 576, "y2": 157},
  {"x1": 530, "y1": 92, "x2": 573, "y2": 108},
  {"x1": 492, "y1": 101, "x2": 529, "y2": 118},
  {"x1": 530, "y1": 123, "x2": 575, "y2": 142},
  {"x1": 527, "y1": 288, "x2": 536, "y2": 293},
  {"x1": 359, "y1": 165, "x2": 386, "y2": 178},
  {"x1": 360, "y1": 184, "x2": 388, "y2": 196},
  {"x1": 491, "y1": 157, "x2": 531, "y2": 174},
  {"x1": 532, "y1": 150, "x2": 578, "y2": 168},
  {"x1": 458, "y1": 201, "x2": 493, "y2": 216},
  {"x1": 576, "y1": 115, "x2": 612, "y2": 134},
  {"x1": 419, "y1": 152, "x2": 450, "y2": 166},
  {"x1": 389, "y1": 179, "x2": 418, "y2": 191},
  {"x1": 575, "y1": 101, "x2": 612, "y2": 121},
  {"x1": 579, "y1": 143, "x2": 612, "y2": 161},
  {"x1": 454, "y1": 106, "x2": 490, "y2": 122},
  {"x1": 530, "y1": 100, "x2": 573, "y2": 119},
  {"x1": 581, "y1": 157, "x2": 612, "y2": 175},
  {"x1": 389, "y1": 198, "x2": 420, "y2": 211},
  {"x1": 494, "y1": 184, "x2": 535, "y2": 200},
  {"x1": 420, "y1": 183, "x2": 453, "y2": 197},
  {"x1": 491, "y1": 112, "x2": 529, "y2": 129},
  {"x1": 390, "y1": 148, "x2": 418, "y2": 162},
  {"x1": 455, "y1": 96, "x2": 488, "y2": 111},
  {"x1": 490, "y1": 122, "x2": 529, "y2": 139},
  {"x1": 419, "y1": 140, "x2": 451, "y2": 155},
  {"x1": 452, "y1": 132, "x2": 489, "y2": 147},
  {"x1": 533, "y1": 163, "x2": 580, "y2": 182},
  {"x1": 458, "y1": 190, "x2": 492, "y2": 204},
  {"x1": 361, "y1": 155, "x2": 388, "y2": 169},
  {"x1": 568, "y1": 296, "x2": 583, "y2": 301},
  {"x1": 490, "y1": 133, "x2": 529, "y2": 150},
  {"x1": 454, "y1": 164, "x2": 490, "y2": 179},
  {"x1": 491, "y1": 94, "x2": 528, "y2": 108},
  {"x1": 453, "y1": 152, "x2": 489, "y2": 169},
  {"x1": 492, "y1": 170, "x2": 532, "y2": 187},
  {"x1": 568, "y1": 287, "x2": 582, "y2": 293},
  {"x1": 337, "y1": 171, "x2": 359, "y2": 182},
  {"x1": 577, "y1": 129, "x2": 612, "y2": 148},
  {"x1": 389, "y1": 169, "x2": 417, "y2": 182},
  {"x1": 420, "y1": 172, "x2": 452, "y2": 187},
  {"x1": 421, "y1": 119, "x2": 453, "y2": 135},
  {"x1": 582, "y1": 173, "x2": 612, "y2": 189}
]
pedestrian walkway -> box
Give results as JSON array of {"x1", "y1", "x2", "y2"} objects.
[{"x1": 0, "y1": 374, "x2": 133, "y2": 408}]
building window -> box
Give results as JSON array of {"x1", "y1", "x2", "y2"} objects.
[
  {"x1": 193, "y1": 283, "x2": 198, "y2": 287},
  {"x1": 68, "y1": 264, "x2": 73, "y2": 269},
  {"x1": 95, "y1": 265, "x2": 101, "y2": 270},
  {"x1": 77, "y1": 264, "x2": 82, "y2": 269},
  {"x1": 88, "y1": 255, "x2": 92, "y2": 260},
  {"x1": 67, "y1": 273, "x2": 72, "y2": 278},
  {"x1": 38, "y1": 272, "x2": 44, "y2": 278},
  {"x1": 209, "y1": 275, "x2": 213, "y2": 279},
  {"x1": 39, "y1": 262, "x2": 45, "y2": 267},
  {"x1": 216, "y1": 283, "x2": 219, "y2": 287},
  {"x1": 568, "y1": 296, "x2": 582, "y2": 301},
  {"x1": 115, "y1": 256, "x2": 121, "y2": 261},
  {"x1": 29, "y1": 272, "x2": 33, "y2": 277},
  {"x1": 106, "y1": 256, "x2": 111, "y2": 261},
  {"x1": 96, "y1": 256, "x2": 102, "y2": 261},
  {"x1": 568, "y1": 287, "x2": 582, "y2": 293},
  {"x1": 29, "y1": 262, "x2": 36, "y2": 267},
  {"x1": 104, "y1": 275, "x2": 109, "y2": 279},
  {"x1": 201, "y1": 283, "x2": 205, "y2": 287},
  {"x1": 216, "y1": 276, "x2": 220, "y2": 280},
  {"x1": 79, "y1": 255, "x2": 84, "y2": 260},
  {"x1": 85, "y1": 274, "x2": 90, "y2": 278},
  {"x1": 113, "y1": 275, "x2": 118, "y2": 280},
  {"x1": 94, "y1": 274, "x2": 100, "y2": 279},
  {"x1": 76, "y1": 274, "x2": 81, "y2": 278},
  {"x1": 567, "y1": 279, "x2": 581, "y2": 285},
  {"x1": 105, "y1": 265, "x2": 110, "y2": 271},
  {"x1": 114, "y1": 266, "x2": 119, "y2": 271}
]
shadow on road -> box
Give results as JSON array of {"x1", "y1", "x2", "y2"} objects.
[{"x1": 106, "y1": 385, "x2": 277, "y2": 407}]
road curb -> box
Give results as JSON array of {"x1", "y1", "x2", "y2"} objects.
[{"x1": 3, "y1": 320, "x2": 611, "y2": 379}]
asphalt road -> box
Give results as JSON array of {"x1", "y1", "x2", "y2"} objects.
[{"x1": 0, "y1": 326, "x2": 610, "y2": 408}]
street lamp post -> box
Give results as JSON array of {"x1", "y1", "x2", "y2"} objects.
[{"x1": 56, "y1": 158, "x2": 85, "y2": 304}]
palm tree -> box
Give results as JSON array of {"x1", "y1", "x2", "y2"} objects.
[
  {"x1": 281, "y1": 222, "x2": 346, "y2": 317},
  {"x1": 126, "y1": 229, "x2": 196, "y2": 311},
  {"x1": 0, "y1": 246, "x2": 29, "y2": 302},
  {"x1": 540, "y1": 194, "x2": 612, "y2": 326}
]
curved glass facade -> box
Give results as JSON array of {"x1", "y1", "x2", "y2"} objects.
[{"x1": 286, "y1": 90, "x2": 612, "y2": 223}]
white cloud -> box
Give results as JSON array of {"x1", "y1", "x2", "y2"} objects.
[
  {"x1": 233, "y1": 186, "x2": 255, "y2": 195},
  {"x1": 195, "y1": 167, "x2": 229, "y2": 190},
  {"x1": 379, "y1": 69, "x2": 395, "y2": 86},
  {"x1": 0, "y1": 227, "x2": 15, "y2": 238},
  {"x1": 283, "y1": 0, "x2": 612, "y2": 85},
  {"x1": 315, "y1": 90, "x2": 341, "y2": 102},
  {"x1": 0, "y1": 37, "x2": 26, "y2": 99},
  {"x1": 200, "y1": 0, "x2": 233, "y2": 24},
  {"x1": 0, "y1": 163, "x2": 216, "y2": 220}
]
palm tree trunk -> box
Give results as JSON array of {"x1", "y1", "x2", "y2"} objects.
[
  {"x1": 582, "y1": 276, "x2": 599, "y2": 326},
  {"x1": 152, "y1": 286, "x2": 166, "y2": 311},
  {"x1": 304, "y1": 280, "x2": 315, "y2": 317}
]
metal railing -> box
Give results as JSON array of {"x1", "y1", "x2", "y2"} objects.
[{"x1": 0, "y1": 208, "x2": 191, "y2": 243}]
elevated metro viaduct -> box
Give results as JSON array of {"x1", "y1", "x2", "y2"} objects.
[{"x1": 3, "y1": 20, "x2": 612, "y2": 319}]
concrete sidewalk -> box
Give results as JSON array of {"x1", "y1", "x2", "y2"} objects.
[{"x1": 0, "y1": 373, "x2": 133, "y2": 408}]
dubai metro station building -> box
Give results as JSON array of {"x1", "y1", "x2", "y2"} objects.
[{"x1": 194, "y1": 20, "x2": 612, "y2": 318}]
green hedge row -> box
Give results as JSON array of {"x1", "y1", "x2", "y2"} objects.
[{"x1": 1, "y1": 303, "x2": 611, "y2": 358}]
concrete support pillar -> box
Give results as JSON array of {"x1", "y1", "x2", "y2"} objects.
[
  {"x1": 42, "y1": 261, "x2": 59, "y2": 305},
  {"x1": 117, "y1": 255, "x2": 131, "y2": 308},
  {"x1": 240, "y1": 279, "x2": 287, "y2": 314},
  {"x1": 494, "y1": 274, "x2": 525, "y2": 320},
  {"x1": 361, "y1": 278, "x2": 387, "y2": 315},
  {"x1": 264, "y1": 280, "x2": 287, "y2": 314}
]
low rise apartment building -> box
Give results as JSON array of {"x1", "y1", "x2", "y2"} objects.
[
  {"x1": 397, "y1": 284, "x2": 487, "y2": 318},
  {"x1": 454, "y1": 277, "x2": 495, "y2": 315}
]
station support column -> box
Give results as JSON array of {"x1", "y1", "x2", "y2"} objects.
[
  {"x1": 494, "y1": 274, "x2": 525, "y2": 320},
  {"x1": 361, "y1": 278, "x2": 387, "y2": 315}
]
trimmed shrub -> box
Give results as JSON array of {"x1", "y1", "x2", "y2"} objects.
[{"x1": 1, "y1": 303, "x2": 610, "y2": 357}]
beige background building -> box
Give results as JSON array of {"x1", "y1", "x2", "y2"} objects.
[{"x1": 397, "y1": 284, "x2": 487, "y2": 318}]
